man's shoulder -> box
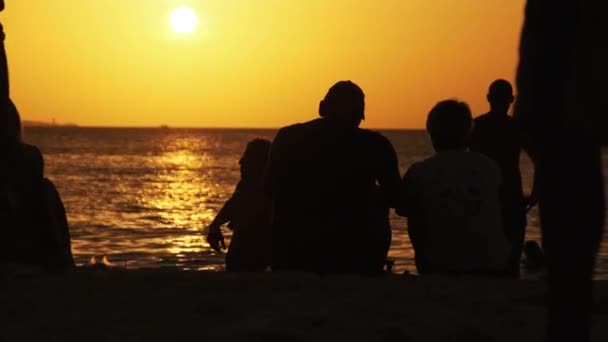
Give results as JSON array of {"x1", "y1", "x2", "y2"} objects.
[
  {"x1": 474, "y1": 112, "x2": 515, "y2": 125},
  {"x1": 428, "y1": 150, "x2": 500, "y2": 172},
  {"x1": 404, "y1": 158, "x2": 432, "y2": 178},
  {"x1": 358, "y1": 129, "x2": 394, "y2": 148},
  {"x1": 275, "y1": 119, "x2": 322, "y2": 140},
  {"x1": 463, "y1": 151, "x2": 502, "y2": 180}
]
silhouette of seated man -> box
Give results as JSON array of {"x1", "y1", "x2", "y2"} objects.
[
  {"x1": 266, "y1": 81, "x2": 401, "y2": 275},
  {"x1": 470, "y1": 79, "x2": 538, "y2": 277},
  {"x1": 205, "y1": 139, "x2": 272, "y2": 272},
  {"x1": 0, "y1": 8, "x2": 74, "y2": 271},
  {"x1": 0, "y1": 100, "x2": 74, "y2": 270},
  {"x1": 397, "y1": 100, "x2": 509, "y2": 275}
]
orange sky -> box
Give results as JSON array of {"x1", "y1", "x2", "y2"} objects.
[{"x1": 2, "y1": 0, "x2": 525, "y2": 128}]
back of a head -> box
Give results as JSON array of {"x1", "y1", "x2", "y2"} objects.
[
  {"x1": 426, "y1": 100, "x2": 472, "y2": 151},
  {"x1": 240, "y1": 138, "x2": 271, "y2": 183},
  {"x1": 487, "y1": 79, "x2": 514, "y2": 109},
  {"x1": 244, "y1": 138, "x2": 271, "y2": 165},
  {"x1": 319, "y1": 81, "x2": 365, "y2": 127}
]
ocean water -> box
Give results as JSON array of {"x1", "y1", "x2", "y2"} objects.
[{"x1": 23, "y1": 127, "x2": 608, "y2": 277}]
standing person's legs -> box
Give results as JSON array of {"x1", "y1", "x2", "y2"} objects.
[
  {"x1": 503, "y1": 206, "x2": 527, "y2": 277},
  {"x1": 539, "y1": 141, "x2": 604, "y2": 342}
]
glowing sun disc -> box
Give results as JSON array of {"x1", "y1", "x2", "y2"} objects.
[{"x1": 170, "y1": 7, "x2": 198, "y2": 34}]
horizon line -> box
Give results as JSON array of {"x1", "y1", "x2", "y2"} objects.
[{"x1": 23, "y1": 123, "x2": 425, "y2": 131}]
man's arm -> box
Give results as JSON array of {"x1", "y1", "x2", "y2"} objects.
[
  {"x1": 264, "y1": 127, "x2": 290, "y2": 198},
  {"x1": 395, "y1": 165, "x2": 418, "y2": 218},
  {"x1": 0, "y1": 23, "x2": 9, "y2": 99},
  {"x1": 398, "y1": 165, "x2": 423, "y2": 254},
  {"x1": 375, "y1": 134, "x2": 401, "y2": 209},
  {"x1": 524, "y1": 147, "x2": 540, "y2": 211}
]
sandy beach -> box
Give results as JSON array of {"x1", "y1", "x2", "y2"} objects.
[{"x1": 1, "y1": 270, "x2": 607, "y2": 341}]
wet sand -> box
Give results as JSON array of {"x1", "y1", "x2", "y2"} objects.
[{"x1": 1, "y1": 269, "x2": 607, "y2": 341}]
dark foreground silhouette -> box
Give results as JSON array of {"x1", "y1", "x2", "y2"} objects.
[
  {"x1": 206, "y1": 139, "x2": 272, "y2": 272},
  {"x1": 266, "y1": 81, "x2": 401, "y2": 275},
  {"x1": 398, "y1": 100, "x2": 509, "y2": 275},
  {"x1": 515, "y1": 1, "x2": 606, "y2": 341},
  {"x1": 0, "y1": 4, "x2": 74, "y2": 270},
  {"x1": 470, "y1": 79, "x2": 538, "y2": 277}
]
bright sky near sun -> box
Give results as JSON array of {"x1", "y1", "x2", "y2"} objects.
[{"x1": 2, "y1": 0, "x2": 525, "y2": 128}]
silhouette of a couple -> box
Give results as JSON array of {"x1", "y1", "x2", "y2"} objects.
[
  {"x1": 0, "y1": 2, "x2": 73, "y2": 271},
  {"x1": 207, "y1": 79, "x2": 539, "y2": 277}
]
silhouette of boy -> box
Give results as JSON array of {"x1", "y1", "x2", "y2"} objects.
[
  {"x1": 206, "y1": 139, "x2": 272, "y2": 272},
  {"x1": 266, "y1": 81, "x2": 400, "y2": 275},
  {"x1": 397, "y1": 100, "x2": 509, "y2": 275},
  {"x1": 470, "y1": 79, "x2": 538, "y2": 277}
]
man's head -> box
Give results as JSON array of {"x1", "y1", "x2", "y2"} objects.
[
  {"x1": 426, "y1": 99, "x2": 472, "y2": 152},
  {"x1": 487, "y1": 79, "x2": 514, "y2": 114},
  {"x1": 319, "y1": 81, "x2": 365, "y2": 128}
]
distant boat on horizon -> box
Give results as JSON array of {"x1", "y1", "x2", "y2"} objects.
[{"x1": 159, "y1": 124, "x2": 170, "y2": 130}]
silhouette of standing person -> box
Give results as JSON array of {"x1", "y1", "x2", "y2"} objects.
[
  {"x1": 266, "y1": 81, "x2": 400, "y2": 275},
  {"x1": 205, "y1": 139, "x2": 272, "y2": 272},
  {"x1": 515, "y1": 1, "x2": 606, "y2": 341},
  {"x1": 0, "y1": 0, "x2": 8, "y2": 99},
  {"x1": 0, "y1": 2, "x2": 74, "y2": 270},
  {"x1": 470, "y1": 79, "x2": 538, "y2": 277}
]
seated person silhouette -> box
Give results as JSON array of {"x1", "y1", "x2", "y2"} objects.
[
  {"x1": 266, "y1": 81, "x2": 401, "y2": 275},
  {"x1": 205, "y1": 139, "x2": 272, "y2": 272},
  {"x1": 0, "y1": 100, "x2": 74, "y2": 270},
  {"x1": 1, "y1": 13, "x2": 74, "y2": 271},
  {"x1": 397, "y1": 100, "x2": 509, "y2": 275}
]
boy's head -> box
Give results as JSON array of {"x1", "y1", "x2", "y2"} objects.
[
  {"x1": 426, "y1": 100, "x2": 472, "y2": 152},
  {"x1": 240, "y1": 139, "x2": 271, "y2": 181}
]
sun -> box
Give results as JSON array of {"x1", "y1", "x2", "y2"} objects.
[{"x1": 169, "y1": 7, "x2": 198, "y2": 34}]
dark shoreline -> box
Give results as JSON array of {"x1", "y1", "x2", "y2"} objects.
[{"x1": 2, "y1": 269, "x2": 607, "y2": 341}]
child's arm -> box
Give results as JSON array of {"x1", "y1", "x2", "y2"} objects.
[{"x1": 205, "y1": 185, "x2": 242, "y2": 252}]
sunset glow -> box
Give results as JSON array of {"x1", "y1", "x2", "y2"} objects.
[{"x1": 3, "y1": 0, "x2": 526, "y2": 128}]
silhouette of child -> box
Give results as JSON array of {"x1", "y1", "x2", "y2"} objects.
[
  {"x1": 205, "y1": 139, "x2": 272, "y2": 272},
  {"x1": 397, "y1": 100, "x2": 509, "y2": 275}
]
